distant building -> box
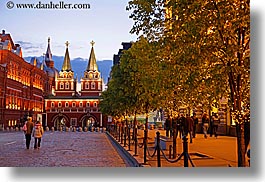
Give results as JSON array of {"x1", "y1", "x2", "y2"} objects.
[
  {"x1": 45, "y1": 41, "x2": 107, "y2": 130},
  {"x1": 0, "y1": 30, "x2": 52, "y2": 129},
  {"x1": 113, "y1": 42, "x2": 132, "y2": 66}
]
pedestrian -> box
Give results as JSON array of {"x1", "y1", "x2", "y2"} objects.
[
  {"x1": 202, "y1": 113, "x2": 209, "y2": 139},
  {"x1": 32, "y1": 120, "x2": 44, "y2": 149},
  {"x1": 165, "y1": 115, "x2": 171, "y2": 137},
  {"x1": 212, "y1": 113, "x2": 220, "y2": 138},
  {"x1": 24, "y1": 117, "x2": 34, "y2": 149},
  {"x1": 176, "y1": 114, "x2": 183, "y2": 139},
  {"x1": 185, "y1": 114, "x2": 194, "y2": 143},
  {"x1": 192, "y1": 115, "x2": 198, "y2": 138}
]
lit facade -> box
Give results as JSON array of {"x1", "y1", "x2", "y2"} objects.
[
  {"x1": 0, "y1": 30, "x2": 50, "y2": 129},
  {"x1": 45, "y1": 41, "x2": 107, "y2": 130}
]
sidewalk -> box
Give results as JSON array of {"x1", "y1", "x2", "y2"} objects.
[{"x1": 109, "y1": 128, "x2": 238, "y2": 167}]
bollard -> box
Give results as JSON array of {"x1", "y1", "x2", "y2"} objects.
[
  {"x1": 173, "y1": 129, "x2": 177, "y2": 158},
  {"x1": 134, "y1": 127, "x2": 138, "y2": 156},
  {"x1": 183, "y1": 135, "x2": 189, "y2": 167},
  {"x1": 79, "y1": 127, "x2": 83, "y2": 132},
  {"x1": 65, "y1": 127, "x2": 69, "y2": 132},
  {"x1": 121, "y1": 126, "x2": 124, "y2": 144},
  {"x1": 84, "y1": 127, "x2": 88, "y2": 132},
  {"x1": 123, "y1": 125, "x2": 127, "y2": 147},
  {"x1": 118, "y1": 126, "x2": 121, "y2": 142},
  {"x1": 156, "y1": 131, "x2": 161, "y2": 167},
  {"x1": 128, "y1": 126, "x2": 131, "y2": 151},
  {"x1": 144, "y1": 130, "x2": 147, "y2": 164},
  {"x1": 51, "y1": 127, "x2": 54, "y2": 132},
  {"x1": 169, "y1": 145, "x2": 172, "y2": 159},
  {"x1": 46, "y1": 127, "x2": 49, "y2": 131}
]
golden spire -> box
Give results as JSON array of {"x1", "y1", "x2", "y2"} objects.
[
  {"x1": 61, "y1": 41, "x2": 72, "y2": 71},
  {"x1": 87, "y1": 40, "x2": 98, "y2": 71}
]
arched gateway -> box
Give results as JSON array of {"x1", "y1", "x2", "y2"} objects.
[
  {"x1": 51, "y1": 113, "x2": 69, "y2": 130},
  {"x1": 80, "y1": 114, "x2": 99, "y2": 129}
]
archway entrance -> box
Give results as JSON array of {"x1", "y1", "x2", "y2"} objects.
[
  {"x1": 53, "y1": 114, "x2": 68, "y2": 130},
  {"x1": 81, "y1": 115, "x2": 99, "y2": 131}
]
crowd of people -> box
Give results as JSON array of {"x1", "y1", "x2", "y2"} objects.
[{"x1": 164, "y1": 112, "x2": 220, "y2": 143}]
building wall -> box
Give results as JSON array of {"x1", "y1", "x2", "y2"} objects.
[{"x1": 0, "y1": 49, "x2": 50, "y2": 129}]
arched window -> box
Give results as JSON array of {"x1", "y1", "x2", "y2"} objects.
[
  {"x1": 72, "y1": 102, "x2": 76, "y2": 107},
  {"x1": 58, "y1": 102, "x2": 62, "y2": 108},
  {"x1": 65, "y1": 102, "x2": 69, "y2": 107},
  {"x1": 65, "y1": 82, "x2": 69, "y2": 89},
  {"x1": 86, "y1": 102, "x2": 90, "y2": 107},
  {"x1": 60, "y1": 82, "x2": 64, "y2": 89},
  {"x1": 91, "y1": 82, "x2": 95, "y2": 89},
  {"x1": 79, "y1": 102, "x2": 83, "y2": 107},
  {"x1": 93, "y1": 102, "x2": 97, "y2": 107},
  {"x1": 85, "y1": 82, "x2": 89, "y2": 89},
  {"x1": 51, "y1": 102, "x2": 55, "y2": 108}
]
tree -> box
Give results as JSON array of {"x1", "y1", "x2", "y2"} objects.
[{"x1": 127, "y1": 0, "x2": 250, "y2": 166}]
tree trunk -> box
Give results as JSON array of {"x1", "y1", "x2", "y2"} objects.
[{"x1": 236, "y1": 122, "x2": 246, "y2": 167}]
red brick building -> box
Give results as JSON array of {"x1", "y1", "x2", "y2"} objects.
[
  {"x1": 45, "y1": 41, "x2": 107, "y2": 130},
  {"x1": 0, "y1": 30, "x2": 51, "y2": 129}
]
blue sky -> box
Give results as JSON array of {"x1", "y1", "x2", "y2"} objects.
[{"x1": 0, "y1": 0, "x2": 138, "y2": 60}]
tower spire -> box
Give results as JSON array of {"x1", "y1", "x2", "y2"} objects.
[
  {"x1": 61, "y1": 41, "x2": 72, "y2": 71},
  {"x1": 87, "y1": 40, "x2": 98, "y2": 71},
  {"x1": 45, "y1": 37, "x2": 53, "y2": 62}
]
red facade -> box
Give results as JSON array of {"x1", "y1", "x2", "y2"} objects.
[
  {"x1": 0, "y1": 30, "x2": 51, "y2": 129},
  {"x1": 45, "y1": 41, "x2": 107, "y2": 129}
]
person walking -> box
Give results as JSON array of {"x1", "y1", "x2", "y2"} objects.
[
  {"x1": 32, "y1": 120, "x2": 44, "y2": 149},
  {"x1": 185, "y1": 114, "x2": 194, "y2": 143},
  {"x1": 202, "y1": 113, "x2": 209, "y2": 139},
  {"x1": 25, "y1": 117, "x2": 34, "y2": 149},
  {"x1": 212, "y1": 113, "x2": 220, "y2": 138},
  {"x1": 192, "y1": 115, "x2": 198, "y2": 138}
]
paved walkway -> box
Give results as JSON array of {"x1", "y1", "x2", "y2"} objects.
[
  {"x1": 0, "y1": 131, "x2": 127, "y2": 167},
  {"x1": 111, "y1": 128, "x2": 240, "y2": 167}
]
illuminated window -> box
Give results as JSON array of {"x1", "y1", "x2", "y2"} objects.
[
  {"x1": 60, "y1": 82, "x2": 64, "y2": 89},
  {"x1": 98, "y1": 82, "x2": 101, "y2": 90},
  {"x1": 65, "y1": 102, "x2": 69, "y2": 107},
  {"x1": 65, "y1": 82, "x2": 69, "y2": 89},
  {"x1": 51, "y1": 102, "x2": 55, "y2": 108},
  {"x1": 91, "y1": 82, "x2": 95, "y2": 89},
  {"x1": 72, "y1": 102, "x2": 76, "y2": 107},
  {"x1": 94, "y1": 102, "x2": 97, "y2": 107},
  {"x1": 85, "y1": 82, "x2": 89, "y2": 89},
  {"x1": 58, "y1": 102, "x2": 62, "y2": 108},
  {"x1": 86, "y1": 102, "x2": 90, "y2": 107},
  {"x1": 79, "y1": 102, "x2": 83, "y2": 107}
]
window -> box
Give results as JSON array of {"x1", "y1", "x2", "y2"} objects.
[
  {"x1": 98, "y1": 82, "x2": 101, "y2": 90},
  {"x1": 79, "y1": 102, "x2": 83, "y2": 107},
  {"x1": 91, "y1": 82, "x2": 95, "y2": 89},
  {"x1": 51, "y1": 102, "x2": 55, "y2": 108},
  {"x1": 70, "y1": 118, "x2": 77, "y2": 126},
  {"x1": 86, "y1": 102, "x2": 90, "y2": 107},
  {"x1": 85, "y1": 82, "x2": 89, "y2": 89},
  {"x1": 72, "y1": 102, "x2": 76, "y2": 107},
  {"x1": 94, "y1": 102, "x2": 97, "y2": 107},
  {"x1": 65, "y1": 82, "x2": 69, "y2": 89},
  {"x1": 65, "y1": 102, "x2": 69, "y2": 107},
  {"x1": 60, "y1": 82, "x2": 64, "y2": 89},
  {"x1": 58, "y1": 102, "x2": 62, "y2": 108}
]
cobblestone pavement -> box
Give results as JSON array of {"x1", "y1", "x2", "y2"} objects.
[{"x1": 0, "y1": 131, "x2": 128, "y2": 167}]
